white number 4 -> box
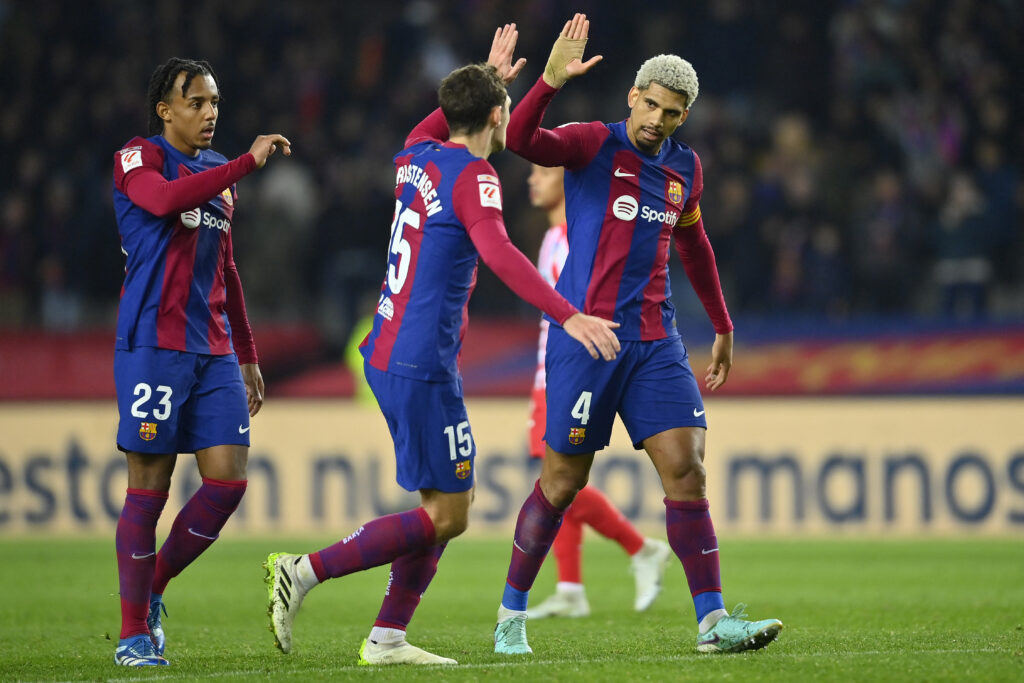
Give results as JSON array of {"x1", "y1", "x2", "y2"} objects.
[
  {"x1": 130, "y1": 383, "x2": 173, "y2": 420},
  {"x1": 571, "y1": 391, "x2": 592, "y2": 425},
  {"x1": 444, "y1": 421, "x2": 472, "y2": 461}
]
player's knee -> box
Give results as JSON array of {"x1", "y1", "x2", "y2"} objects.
[
  {"x1": 661, "y1": 459, "x2": 706, "y2": 497},
  {"x1": 541, "y1": 472, "x2": 588, "y2": 509},
  {"x1": 196, "y1": 445, "x2": 248, "y2": 481},
  {"x1": 432, "y1": 513, "x2": 469, "y2": 542}
]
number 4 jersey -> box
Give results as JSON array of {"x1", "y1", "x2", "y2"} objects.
[{"x1": 361, "y1": 139, "x2": 509, "y2": 382}]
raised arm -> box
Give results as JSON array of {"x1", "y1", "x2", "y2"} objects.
[
  {"x1": 541, "y1": 13, "x2": 603, "y2": 89},
  {"x1": 405, "y1": 108, "x2": 450, "y2": 148},
  {"x1": 506, "y1": 14, "x2": 607, "y2": 168},
  {"x1": 117, "y1": 134, "x2": 290, "y2": 216},
  {"x1": 121, "y1": 152, "x2": 256, "y2": 217},
  {"x1": 405, "y1": 23, "x2": 526, "y2": 148},
  {"x1": 505, "y1": 80, "x2": 607, "y2": 168}
]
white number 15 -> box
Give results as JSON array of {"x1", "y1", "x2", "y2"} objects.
[{"x1": 444, "y1": 421, "x2": 472, "y2": 460}]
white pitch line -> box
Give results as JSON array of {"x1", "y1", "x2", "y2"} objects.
[{"x1": 92, "y1": 647, "x2": 1010, "y2": 683}]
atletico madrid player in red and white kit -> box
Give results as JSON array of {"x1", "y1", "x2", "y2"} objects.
[
  {"x1": 524, "y1": 164, "x2": 672, "y2": 620},
  {"x1": 494, "y1": 14, "x2": 783, "y2": 656},
  {"x1": 111, "y1": 57, "x2": 290, "y2": 667}
]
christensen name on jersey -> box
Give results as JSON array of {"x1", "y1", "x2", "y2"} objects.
[{"x1": 394, "y1": 162, "x2": 443, "y2": 217}]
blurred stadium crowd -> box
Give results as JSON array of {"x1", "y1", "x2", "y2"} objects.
[{"x1": 1, "y1": 0, "x2": 1021, "y2": 347}]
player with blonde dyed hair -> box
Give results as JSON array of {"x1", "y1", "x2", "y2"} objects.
[
  {"x1": 524, "y1": 162, "x2": 673, "y2": 620},
  {"x1": 493, "y1": 14, "x2": 783, "y2": 655},
  {"x1": 633, "y1": 54, "x2": 700, "y2": 109}
]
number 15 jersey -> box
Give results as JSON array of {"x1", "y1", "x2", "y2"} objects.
[{"x1": 360, "y1": 139, "x2": 505, "y2": 382}]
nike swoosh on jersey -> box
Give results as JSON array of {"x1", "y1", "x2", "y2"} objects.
[
  {"x1": 239, "y1": 425, "x2": 251, "y2": 433},
  {"x1": 613, "y1": 168, "x2": 635, "y2": 177},
  {"x1": 693, "y1": 409, "x2": 706, "y2": 417}
]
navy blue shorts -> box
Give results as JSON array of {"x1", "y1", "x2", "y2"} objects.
[
  {"x1": 115, "y1": 347, "x2": 250, "y2": 454},
  {"x1": 364, "y1": 362, "x2": 475, "y2": 493},
  {"x1": 544, "y1": 327, "x2": 707, "y2": 454}
]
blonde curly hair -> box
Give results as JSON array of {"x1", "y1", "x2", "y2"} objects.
[{"x1": 634, "y1": 55, "x2": 699, "y2": 109}]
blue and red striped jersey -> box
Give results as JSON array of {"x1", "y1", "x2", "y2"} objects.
[
  {"x1": 507, "y1": 77, "x2": 731, "y2": 340},
  {"x1": 112, "y1": 135, "x2": 243, "y2": 356},
  {"x1": 360, "y1": 139, "x2": 505, "y2": 381},
  {"x1": 556, "y1": 119, "x2": 701, "y2": 340}
]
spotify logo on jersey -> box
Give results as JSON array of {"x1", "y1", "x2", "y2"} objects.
[
  {"x1": 179, "y1": 208, "x2": 231, "y2": 233},
  {"x1": 180, "y1": 208, "x2": 201, "y2": 229},
  {"x1": 612, "y1": 195, "x2": 639, "y2": 221}
]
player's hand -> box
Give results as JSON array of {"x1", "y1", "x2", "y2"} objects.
[
  {"x1": 240, "y1": 363, "x2": 265, "y2": 417},
  {"x1": 543, "y1": 13, "x2": 603, "y2": 89},
  {"x1": 488, "y1": 23, "x2": 527, "y2": 85},
  {"x1": 704, "y1": 331, "x2": 733, "y2": 391},
  {"x1": 249, "y1": 134, "x2": 292, "y2": 169},
  {"x1": 563, "y1": 313, "x2": 620, "y2": 361}
]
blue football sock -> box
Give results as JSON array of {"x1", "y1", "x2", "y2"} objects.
[
  {"x1": 501, "y1": 582, "x2": 529, "y2": 611},
  {"x1": 694, "y1": 590, "x2": 725, "y2": 623}
]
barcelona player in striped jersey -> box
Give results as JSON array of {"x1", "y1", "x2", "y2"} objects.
[
  {"x1": 110, "y1": 58, "x2": 291, "y2": 667},
  {"x1": 264, "y1": 26, "x2": 619, "y2": 666},
  {"x1": 524, "y1": 164, "x2": 673, "y2": 620},
  {"x1": 494, "y1": 15, "x2": 783, "y2": 655}
]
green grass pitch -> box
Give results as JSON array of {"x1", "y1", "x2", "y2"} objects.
[{"x1": 1, "y1": 536, "x2": 1022, "y2": 681}]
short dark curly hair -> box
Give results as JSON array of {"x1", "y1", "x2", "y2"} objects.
[
  {"x1": 438, "y1": 64, "x2": 506, "y2": 136},
  {"x1": 147, "y1": 58, "x2": 220, "y2": 135}
]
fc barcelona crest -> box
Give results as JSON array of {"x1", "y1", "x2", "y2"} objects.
[
  {"x1": 568, "y1": 427, "x2": 586, "y2": 445},
  {"x1": 220, "y1": 187, "x2": 234, "y2": 206},
  {"x1": 455, "y1": 460, "x2": 472, "y2": 479},
  {"x1": 667, "y1": 180, "x2": 683, "y2": 205},
  {"x1": 139, "y1": 422, "x2": 157, "y2": 441}
]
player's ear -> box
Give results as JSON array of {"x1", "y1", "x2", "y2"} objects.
[
  {"x1": 490, "y1": 104, "x2": 503, "y2": 128},
  {"x1": 627, "y1": 86, "x2": 640, "y2": 109},
  {"x1": 156, "y1": 100, "x2": 171, "y2": 124}
]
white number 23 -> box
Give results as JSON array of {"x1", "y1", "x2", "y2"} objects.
[{"x1": 131, "y1": 383, "x2": 173, "y2": 420}]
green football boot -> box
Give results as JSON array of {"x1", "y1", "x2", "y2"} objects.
[{"x1": 696, "y1": 603, "x2": 783, "y2": 653}]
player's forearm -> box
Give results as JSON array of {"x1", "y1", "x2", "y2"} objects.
[
  {"x1": 469, "y1": 218, "x2": 577, "y2": 324},
  {"x1": 224, "y1": 261, "x2": 259, "y2": 364},
  {"x1": 507, "y1": 77, "x2": 579, "y2": 166},
  {"x1": 674, "y1": 219, "x2": 733, "y2": 334},
  {"x1": 124, "y1": 154, "x2": 256, "y2": 216},
  {"x1": 406, "y1": 108, "x2": 450, "y2": 147}
]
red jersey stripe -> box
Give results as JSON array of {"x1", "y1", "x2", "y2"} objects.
[
  {"x1": 156, "y1": 223, "x2": 199, "y2": 350},
  {"x1": 584, "y1": 150, "x2": 644, "y2": 319},
  {"x1": 206, "y1": 233, "x2": 230, "y2": 353},
  {"x1": 639, "y1": 226, "x2": 672, "y2": 340}
]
